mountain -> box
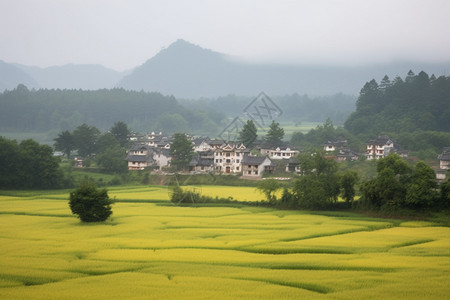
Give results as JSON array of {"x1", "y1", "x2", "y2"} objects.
[
  {"x1": 118, "y1": 39, "x2": 450, "y2": 98},
  {"x1": 15, "y1": 64, "x2": 126, "y2": 90},
  {"x1": 0, "y1": 60, "x2": 39, "y2": 91}
]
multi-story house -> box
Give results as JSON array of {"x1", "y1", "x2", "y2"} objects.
[
  {"x1": 213, "y1": 144, "x2": 247, "y2": 174},
  {"x1": 258, "y1": 143, "x2": 299, "y2": 160},
  {"x1": 438, "y1": 147, "x2": 450, "y2": 170},
  {"x1": 189, "y1": 150, "x2": 214, "y2": 173},
  {"x1": 323, "y1": 139, "x2": 347, "y2": 152},
  {"x1": 126, "y1": 144, "x2": 155, "y2": 170},
  {"x1": 241, "y1": 154, "x2": 275, "y2": 178},
  {"x1": 366, "y1": 135, "x2": 395, "y2": 160}
]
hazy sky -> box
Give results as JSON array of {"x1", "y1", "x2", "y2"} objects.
[{"x1": 1, "y1": 0, "x2": 449, "y2": 71}]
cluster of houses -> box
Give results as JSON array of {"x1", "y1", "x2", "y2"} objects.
[
  {"x1": 125, "y1": 132, "x2": 448, "y2": 180},
  {"x1": 126, "y1": 132, "x2": 297, "y2": 178}
]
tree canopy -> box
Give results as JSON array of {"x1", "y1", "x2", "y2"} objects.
[
  {"x1": 0, "y1": 137, "x2": 63, "y2": 189},
  {"x1": 345, "y1": 71, "x2": 450, "y2": 136},
  {"x1": 170, "y1": 133, "x2": 193, "y2": 171},
  {"x1": 265, "y1": 120, "x2": 284, "y2": 146},
  {"x1": 239, "y1": 120, "x2": 257, "y2": 147},
  {"x1": 69, "y1": 181, "x2": 113, "y2": 222}
]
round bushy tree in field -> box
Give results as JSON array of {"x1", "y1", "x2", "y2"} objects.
[{"x1": 69, "y1": 181, "x2": 113, "y2": 222}]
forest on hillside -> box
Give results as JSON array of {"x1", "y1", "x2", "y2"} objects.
[
  {"x1": 0, "y1": 85, "x2": 355, "y2": 137},
  {"x1": 345, "y1": 71, "x2": 450, "y2": 135},
  {"x1": 0, "y1": 85, "x2": 225, "y2": 135}
]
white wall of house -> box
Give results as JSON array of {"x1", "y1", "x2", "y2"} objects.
[{"x1": 213, "y1": 144, "x2": 246, "y2": 174}]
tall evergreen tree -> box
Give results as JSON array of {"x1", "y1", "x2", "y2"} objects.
[
  {"x1": 110, "y1": 121, "x2": 130, "y2": 147},
  {"x1": 265, "y1": 120, "x2": 284, "y2": 146},
  {"x1": 239, "y1": 120, "x2": 257, "y2": 147}
]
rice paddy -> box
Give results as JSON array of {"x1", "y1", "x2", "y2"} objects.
[{"x1": 0, "y1": 185, "x2": 449, "y2": 299}]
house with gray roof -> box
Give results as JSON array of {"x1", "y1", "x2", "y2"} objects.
[
  {"x1": 438, "y1": 147, "x2": 450, "y2": 170},
  {"x1": 241, "y1": 154, "x2": 275, "y2": 178},
  {"x1": 126, "y1": 144, "x2": 155, "y2": 170}
]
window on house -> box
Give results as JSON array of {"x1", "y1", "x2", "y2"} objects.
[
  {"x1": 236, "y1": 167, "x2": 239, "y2": 171},
  {"x1": 226, "y1": 159, "x2": 231, "y2": 163},
  {"x1": 236, "y1": 159, "x2": 239, "y2": 163},
  {"x1": 248, "y1": 171, "x2": 251, "y2": 174},
  {"x1": 226, "y1": 153, "x2": 230, "y2": 157}
]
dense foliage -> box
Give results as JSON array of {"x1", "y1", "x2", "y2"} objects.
[
  {"x1": 69, "y1": 181, "x2": 113, "y2": 222},
  {"x1": 170, "y1": 133, "x2": 194, "y2": 171},
  {"x1": 0, "y1": 84, "x2": 224, "y2": 135},
  {"x1": 360, "y1": 153, "x2": 447, "y2": 210},
  {"x1": 345, "y1": 71, "x2": 450, "y2": 136},
  {"x1": 0, "y1": 136, "x2": 63, "y2": 189},
  {"x1": 54, "y1": 123, "x2": 128, "y2": 173},
  {"x1": 239, "y1": 120, "x2": 257, "y2": 147},
  {"x1": 264, "y1": 120, "x2": 285, "y2": 146}
]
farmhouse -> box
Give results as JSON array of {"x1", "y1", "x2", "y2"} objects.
[
  {"x1": 189, "y1": 150, "x2": 214, "y2": 173},
  {"x1": 323, "y1": 139, "x2": 347, "y2": 152},
  {"x1": 213, "y1": 144, "x2": 247, "y2": 174},
  {"x1": 438, "y1": 147, "x2": 450, "y2": 170},
  {"x1": 336, "y1": 149, "x2": 360, "y2": 161},
  {"x1": 366, "y1": 135, "x2": 396, "y2": 160},
  {"x1": 241, "y1": 154, "x2": 275, "y2": 178},
  {"x1": 258, "y1": 143, "x2": 299, "y2": 160},
  {"x1": 285, "y1": 157, "x2": 300, "y2": 173},
  {"x1": 152, "y1": 148, "x2": 171, "y2": 170},
  {"x1": 126, "y1": 144, "x2": 155, "y2": 170}
]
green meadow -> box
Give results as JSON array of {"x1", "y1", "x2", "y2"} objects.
[{"x1": 0, "y1": 185, "x2": 449, "y2": 299}]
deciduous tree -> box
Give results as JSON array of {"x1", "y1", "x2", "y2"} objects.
[
  {"x1": 54, "y1": 130, "x2": 75, "y2": 158},
  {"x1": 69, "y1": 181, "x2": 113, "y2": 222},
  {"x1": 170, "y1": 133, "x2": 193, "y2": 171}
]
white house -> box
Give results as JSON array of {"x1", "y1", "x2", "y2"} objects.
[
  {"x1": 366, "y1": 135, "x2": 395, "y2": 160},
  {"x1": 213, "y1": 144, "x2": 247, "y2": 174},
  {"x1": 323, "y1": 139, "x2": 347, "y2": 152},
  {"x1": 152, "y1": 148, "x2": 171, "y2": 170},
  {"x1": 438, "y1": 147, "x2": 450, "y2": 170},
  {"x1": 259, "y1": 144, "x2": 299, "y2": 160}
]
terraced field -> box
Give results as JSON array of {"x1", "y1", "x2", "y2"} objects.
[{"x1": 0, "y1": 186, "x2": 449, "y2": 299}]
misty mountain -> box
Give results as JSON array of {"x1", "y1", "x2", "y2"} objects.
[
  {"x1": 15, "y1": 64, "x2": 126, "y2": 90},
  {"x1": 0, "y1": 60, "x2": 39, "y2": 91},
  {"x1": 118, "y1": 39, "x2": 450, "y2": 98}
]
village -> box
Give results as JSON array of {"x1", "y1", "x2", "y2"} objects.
[{"x1": 124, "y1": 131, "x2": 450, "y2": 180}]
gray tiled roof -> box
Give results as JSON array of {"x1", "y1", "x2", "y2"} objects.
[{"x1": 241, "y1": 155, "x2": 268, "y2": 165}]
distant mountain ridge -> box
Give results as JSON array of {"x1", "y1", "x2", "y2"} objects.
[
  {"x1": 0, "y1": 60, "x2": 39, "y2": 91},
  {"x1": 2, "y1": 39, "x2": 450, "y2": 97},
  {"x1": 118, "y1": 39, "x2": 450, "y2": 98},
  {"x1": 15, "y1": 64, "x2": 126, "y2": 90}
]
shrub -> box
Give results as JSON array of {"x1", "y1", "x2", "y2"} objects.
[{"x1": 69, "y1": 181, "x2": 113, "y2": 222}]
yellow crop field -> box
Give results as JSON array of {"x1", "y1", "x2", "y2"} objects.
[
  {"x1": 105, "y1": 185, "x2": 266, "y2": 203},
  {"x1": 0, "y1": 186, "x2": 449, "y2": 299}
]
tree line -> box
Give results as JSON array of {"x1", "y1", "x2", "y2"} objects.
[
  {"x1": 0, "y1": 84, "x2": 225, "y2": 135},
  {"x1": 53, "y1": 122, "x2": 130, "y2": 173},
  {"x1": 345, "y1": 71, "x2": 450, "y2": 135},
  {"x1": 0, "y1": 137, "x2": 64, "y2": 189}
]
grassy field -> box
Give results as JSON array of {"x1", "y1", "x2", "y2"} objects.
[{"x1": 0, "y1": 186, "x2": 449, "y2": 299}]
